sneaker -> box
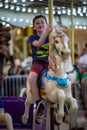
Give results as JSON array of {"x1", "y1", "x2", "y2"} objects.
[
  {"x1": 35, "y1": 102, "x2": 45, "y2": 124},
  {"x1": 36, "y1": 103, "x2": 45, "y2": 117}
]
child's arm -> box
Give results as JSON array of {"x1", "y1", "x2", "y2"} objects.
[{"x1": 32, "y1": 25, "x2": 53, "y2": 47}]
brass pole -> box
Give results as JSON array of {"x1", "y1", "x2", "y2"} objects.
[
  {"x1": 70, "y1": 0, "x2": 75, "y2": 64},
  {"x1": 48, "y1": 0, "x2": 53, "y2": 26},
  {"x1": 48, "y1": 1, "x2": 55, "y2": 130},
  {"x1": 48, "y1": 0, "x2": 53, "y2": 55}
]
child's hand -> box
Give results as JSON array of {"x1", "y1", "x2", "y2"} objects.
[{"x1": 45, "y1": 25, "x2": 53, "y2": 34}]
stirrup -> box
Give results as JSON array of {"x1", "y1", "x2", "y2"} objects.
[{"x1": 35, "y1": 100, "x2": 45, "y2": 124}]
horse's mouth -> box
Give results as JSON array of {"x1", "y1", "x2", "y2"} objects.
[
  {"x1": 61, "y1": 48, "x2": 70, "y2": 59},
  {"x1": 61, "y1": 51, "x2": 70, "y2": 60}
]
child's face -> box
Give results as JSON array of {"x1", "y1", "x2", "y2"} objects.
[{"x1": 33, "y1": 17, "x2": 47, "y2": 33}]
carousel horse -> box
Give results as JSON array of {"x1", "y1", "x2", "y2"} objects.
[{"x1": 21, "y1": 29, "x2": 78, "y2": 125}]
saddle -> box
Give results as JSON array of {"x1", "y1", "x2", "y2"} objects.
[{"x1": 37, "y1": 68, "x2": 48, "y2": 97}]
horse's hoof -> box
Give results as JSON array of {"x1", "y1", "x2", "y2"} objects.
[
  {"x1": 35, "y1": 116, "x2": 42, "y2": 124},
  {"x1": 54, "y1": 117, "x2": 60, "y2": 125},
  {"x1": 21, "y1": 116, "x2": 27, "y2": 124}
]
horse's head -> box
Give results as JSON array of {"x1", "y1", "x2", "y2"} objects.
[{"x1": 49, "y1": 28, "x2": 70, "y2": 61}]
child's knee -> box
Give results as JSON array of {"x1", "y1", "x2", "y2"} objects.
[{"x1": 28, "y1": 74, "x2": 37, "y2": 85}]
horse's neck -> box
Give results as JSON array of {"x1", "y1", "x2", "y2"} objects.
[
  {"x1": 48, "y1": 61, "x2": 67, "y2": 78},
  {"x1": 64, "y1": 56, "x2": 73, "y2": 72},
  {"x1": 48, "y1": 53, "x2": 67, "y2": 77}
]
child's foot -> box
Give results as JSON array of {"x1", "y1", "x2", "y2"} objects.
[
  {"x1": 36, "y1": 103, "x2": 45, "y2": 117},
  {"x1": 35, "y1": 101, "x2": 45, "y2": 124}
]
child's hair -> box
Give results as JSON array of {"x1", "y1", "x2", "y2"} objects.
[{"x1": 33, "y1": 15, "x2": 47, "y2": 26}]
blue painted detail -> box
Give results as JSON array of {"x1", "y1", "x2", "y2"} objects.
[{"x1": 46, "y1": 73, "x2": 68, "y2": 87}]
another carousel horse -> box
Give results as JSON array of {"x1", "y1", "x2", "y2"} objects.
[
  {"x1": 21, "y1": 29, "x2": 78, "y2": 125},
  {"x1": 64, "y1": 54, "x2": 77, "y2": 84}
]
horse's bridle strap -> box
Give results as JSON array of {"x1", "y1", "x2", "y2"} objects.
[
  {"x1": 66, "y1": 68, "x2": 75, "y2": 75},
  {"x1": 53, "y1": 43, "x2": 61, "y2": 55}
]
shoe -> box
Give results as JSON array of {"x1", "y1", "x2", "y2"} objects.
[
  {"x1": 36, "y1": 103, "x2": 45, "y2": 117},
  {"x1": 35, "y1": 103, "x2": 45, "y2": 124}
]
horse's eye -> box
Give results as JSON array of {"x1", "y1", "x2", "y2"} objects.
[
  {"x1": 61, "y1": 51, "x2": 64, "y2": 55},
  {"x1": 55, "y1": 40, "x2": 59, "y2": 44},
  {"x1": 55, "y1": 40, "x2": 58, "y2": 43}
]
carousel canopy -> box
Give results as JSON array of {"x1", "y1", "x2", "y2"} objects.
[{"x1": 0, "y1": 0, "x2": 87, "y2": 28}]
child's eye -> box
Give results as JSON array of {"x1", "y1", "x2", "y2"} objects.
[
  {"x1": 41, "y1": 21, "x2": 44, "y2": 24},
  {"x1": 36, "y1": 22, "x2": 39, "y2": 25}
]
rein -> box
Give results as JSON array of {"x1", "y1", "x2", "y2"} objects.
[{"x1": 53, "y1": 43, "x2": 61, "y2": 55}]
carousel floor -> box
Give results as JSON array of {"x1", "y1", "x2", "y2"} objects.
[
  {"x1": 0, "y1": 104, "x2": 87, "y2": 130},
  {"x1": 0, "y1": 114, "x2": 87, "y2": 130}
]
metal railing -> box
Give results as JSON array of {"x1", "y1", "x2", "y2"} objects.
[{"x1": 0, "y1": 75, "x2": 28, "y2": 96}]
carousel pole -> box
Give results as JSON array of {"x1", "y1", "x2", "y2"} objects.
[
  {"x1": 69, "y1": 1, "x2": 75, "y2": 129},
  {"x1": 48, "y1": 0, "x2": 53, "y2": 55},
  {"x1": 70, "y1": 0, "x2": 75, "y2": 64},
  {"x1": 47, "y1": 1, "x2": 59, "y2": 130},
  {"x1": 48, "y1": 0, "x2": 53, "y2": 26}
]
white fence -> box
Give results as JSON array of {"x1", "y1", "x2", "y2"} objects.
[{"x1": 0, "y1": 75, "x2": 28, "y2": 96}]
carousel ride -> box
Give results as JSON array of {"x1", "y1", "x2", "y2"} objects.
[
  {"x1": 21, "y1": 28, "x2": 78, "y2": 127},
  {"x1": 0, "y1": 0, "x2": 87, "y2": 130}
]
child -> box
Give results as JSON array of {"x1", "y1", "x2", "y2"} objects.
[{"x1": 28, "y1": 15, "x2": 53, "y2": 116}]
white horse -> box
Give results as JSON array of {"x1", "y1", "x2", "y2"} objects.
[
  {"x1": 21, "y1": 29, "x2": 78, "y2": 125},
  {"x1": 64, "y1": 54, "x2": 77, "y2": 84}
]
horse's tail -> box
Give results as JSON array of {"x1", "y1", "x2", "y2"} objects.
[{"x1": 19, "y1": 87, "x2": 26, "y2": 97}]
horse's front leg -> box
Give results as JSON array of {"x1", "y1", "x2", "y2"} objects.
[
  {"x1": 65, "y1": 97, "x2": 78, "y2": 123},
  {"x1": 55, "y1": 90, "x2": 65, "y2": 124},
  {"x1": 22, "y1": 93, "x2": 33, "y2": 124}
]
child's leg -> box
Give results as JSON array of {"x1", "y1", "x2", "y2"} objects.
[
  {"x1": 28, "y1": 71, "x2": 45, "y2": 118},
  {"x1": 28, "y1": 71, "x2": 40, "y2": 101}
]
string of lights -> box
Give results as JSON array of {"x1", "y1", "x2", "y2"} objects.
[{"x1": 0, "y1": 0, "x2": 87, "y2": 28}]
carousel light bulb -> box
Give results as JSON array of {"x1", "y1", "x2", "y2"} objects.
[
  {"x1": 4, "y1": 4, "x2": 9, "y2": 8},
  {"x1": 10, "y1": 5, "x2": 15, "y2": 10},
  {"x1": 0, "y1": 2, "x2": 3, "y2": 7}
]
